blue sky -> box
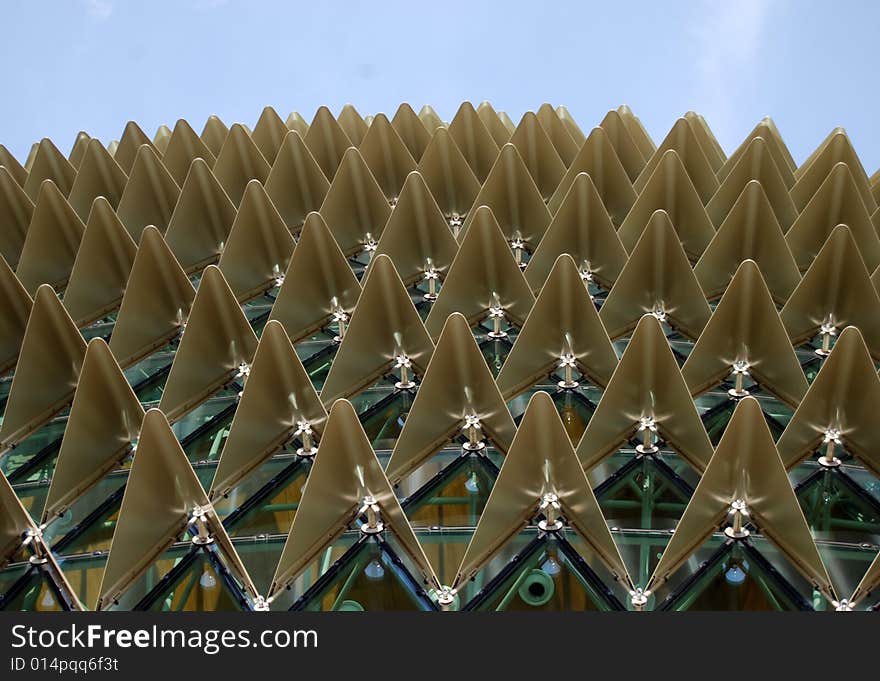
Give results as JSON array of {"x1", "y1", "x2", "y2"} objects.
[{"x1": 2, "y1": 0, "x2": 879, "y2": 173}]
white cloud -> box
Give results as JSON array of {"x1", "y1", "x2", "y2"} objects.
[{"x1": 86, "y1": 0, "x2": 113, "y2": 19}]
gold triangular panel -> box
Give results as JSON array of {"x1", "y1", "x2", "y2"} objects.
[
  {"x1": 683, "y1": 111, "x2": 726, "y2": 172},
  {"x1": 251, "y1": 106, "x2": 289, "y2": 164},
  {"x1": 477, "y1": 101, "x2": 512, "y2": 148},
  {"x1": 286, "y1": 112, "x2": 308, "y2": 135},
  {"x1": 264, "y1": 130, "x2": 330, "y2": 234},
  {"x1": 200, "y1": 115, "x2": 229, "y2": 157},
  {"x1": 616, "y1": 105, "x2": 656, "y2": 161},
  {"x1": 417, "y1": 126, "x2": 480, "y2": 220},
  {"x1": 391, "y1": 103, "x2": 431, "y2": 162},
  {"x1": 67, "y1": 138, "x2": 128, "y2": 221},
  {"x1": 162, "y1": 118, "x2": 217, "y2": 187},
  {"x1": 508, "y1": 111, "x2": 566, "y2": 200},
  {"x1": 448, "y1": 101, "x2": 500, "y2": 182},
  {"x1": 113, "y1": 121, "x2": 157, "y2": 174},
  {"x1": 719, "y1": 118, "x2": 796, "y2": 186},
  {"x1": 0, "y1": 144, "x2": 28, "y2": 187},
  {"x1": 418, "y1": 104, "x2": 444, "y2": 133},
  {"x1": 337, "y1": 104, "x2": 368, "y2": 147},
  {"x1": 0, "y1": 254, "x2": 31, "y2": 376},
  {"x1": 358, "y1": 113, "x2": 418, "y2": 200},
  {"x1": 556, "y1": 105, "x2": 586, "y2": 146},
  {"x1": 598, "y1": 109, "x2": 648, "y2": 182},
  {"x1": 792, "y1": 129, "x2": 876, "y2": 213},
  {"x1": 0, "y1": 165, "x2": 34, "y2": 267},
  {"x1": 23, "y1": 138, "x2": 77, "y2": 201},
  {"x1": 67, "y1": 132, "x2": 91, "y2": 169},
  {"x1": 212, "y1": 123, "x2": 270, "y2": 206},
  {"x1": 152, "y1": 125, "x2": 172, "y2": 154},
  {"x1": 536, "y1": 103, "x2": 579, "y2": 166},
  {"x1": 304, "y1": 105, "x2": 353, "y2": 180},
  {"x1": 116, "y1": 144, "x2": 181, "y2": 242}
]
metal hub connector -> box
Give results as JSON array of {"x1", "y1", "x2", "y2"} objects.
[
  {"x1": 487, "y1": 292, "x2": 508, "y2": 339},
  {"x1": 834, "y1": 599, "x2": 853, "y2": 611},
  {"x1": 818, "y1": 427, "x2": 842, "y2": 468},
  {"x1": 635, "y1": 416, "x2": 659, "y2": 455},
  {"x1": 295, "y1": 420, "x2": 317, "y2": 458},
  {"x1": 436, "y1": 586, "x2": 457, "y2": 609},
  {"x1": 727, "y1": 359, "x2": 750, "y2": 399},
  {"x1": 557, "y1": 353, "x2": 579, "y2": 389},
  {"x1": 359, "y1": 495, "x2": 384, "y2": 535},
  {"x1": 191, "y1": 506, "x2": 215, "y2": 546},
  {"x1": 252, "y1": 596, "x2": 270, "y2": 612},
  {"x1": 630, "y1": 588, "x2": 649, "y2": 610},
  {"x1": 537, "y1": 492, "x2": 564, "y2": 532},
  {"x1": 362, "y1": 233, "x2": 378, "y2": 254},
  {"x1": 650, "y1": 303, "x2": 667, "y2": 323},
  {"x1": 24, "y1": 528, "x2": 48, "y2": 565},
  {"x1": 394, "y1": 353, "x2": 415, "y2": 390},
  {"x1": 815, "y1": 319, "x2": 837, "y2": 357},
  {"x1": 509, "y1": 235, "x2": 527, "y2": 270},
  {"x1": 448, "y1": 212, "x2": 463, "y2": 236},
  {"x1": 272, "y1": 264, "x2": 285, "y2": 288},
  {"x1": 462, "y1": 413, "x2": 486, "y2": 452},
  {"x1": 331, "y1": 303, "x2": 348, "y2": 343},
  {"x1": 724, "y1": 499, "x2": 750, "y2": 540},
  {"x1": 423, "y1": 264, "x2": 440, "y2": 301}
]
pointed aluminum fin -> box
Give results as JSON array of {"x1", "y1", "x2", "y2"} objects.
[
  {"x1": 0, "y1": 254, "x2": 32, "y2": 375},
  {"x1": 694, "y1": 180, "x2": 801, "y2": 305},
  {"x1": 164, "y1": 158, "x2": 237, "y2": 273},
  {"x1": 67, "y1": 138, "x2": 128, "y2": 221},
  {"x1": 719, "y1": 118, "x2": 796, "y2": 186},
  {"x1": 556, "y1": 105, "x2": 587, "y2": 146},
  {"x1": 265, "y1": 130, "x2": 329, "y2": 234},
  {"x1": 318, "y1": 146, "x2": 391, "y2": 256},
  {"x1": 320, "y1": 254, "x2": 434, "y2": 404},
  {"x1": 162, "y1": 118, "x2": 217, "y2": 186},
  {"x1": 358, "y1": 113, "x2": 417, "y2": 201},
  {"x1": 424, "y1": 206, "x2": 536, "y2": 339},
  {"x1": 600, "y1": 210, "x2": 711, "y2": 341},
  {"x1": 782, "y1": 224, "x2": 880, "y2": 359},
  {"x1": 457, "y1": 143, "x2": 551, "y2": 248},
  {"x1": 683, "y1": 111, "x2": 726, "y2": 172},
  {"x1": 0, "y1": 144, "x2": 28, "y2": 187},
  {"x1": 116, "y1": 144, "x2": 180, "y2": 242},
  {"x1": 267, "y1": 212, "x2": 361, "y2": 343},
  {"x1": 369, "y1": 171, "x2": 458, "y2": 286},
  {"x1": 634, "y1": 118, "x2": 718, "y2": 204},
  {"x1": 63, "y1": 197, "x2": 137, "y2": 327},
  {"x1": 786, "y1": 162, "x2": 880, "y2": 272},
  {"x1": 598, "y1": 109, "x2": 648, "y2": 182},
  {"x1": 158, "y1": 266, "x2": 258, "y2": 423},
  {"x1": 67, "y1": 132, "x2": 91, "y2": 168},
  {"x1": 497, "y1": 254, "x2": 617, "y2": 400},
  {"x1": 286, "y1": 111, "x2": 309, "y2": 137},
  {"x1": 647, "y1": 397, "x2": 834, "y2": 601},
  {"x1": 0, "y1": 285, "x2": 86, "y2": 448},
  {"x1": 385, "y1": 312, "x2": 516, "y2": 484},
  {"x1": 97, "y1": 408, "x2": 256, "y2": 610},
  {"x1": 418, "y1": 104, "x2": 444, "y2": 132},
  {"x1": 113, "y1": 121, "x2": 157, "y2": 174},
  {"x1": 251, "y1": 106, "x2": 288, "y2": 164},
  {"x1": 524, "y1": 172, "x2": 628, "y2": 292},
  {"x1": 416, "y1": 126, "x2": 480, "y2": 219},
  {"x1": 23, "y1": 142, "x2": 40, "y2": 173},
  {"x1": 200, "y1": 115, "x2": 229, "y2": 156},
  {"x1": 792, "y1": 130, "x2": 875, "y2": 213},
  {"x1": 269, "y1": 399, "x2": 440, "y2": 597},
  {"x1": 337, "y1": 104, "x2": 368, "y2": 147},
  {"x1": 454, "y1": 391, "x2": 631, "y2": 589},
  {"x1": 547, "y1": 127, "x2": 636, "y2": 227},
  {"x1": 776, "y1": 327, "x2": 880, "y2": 475},
  {"x1": 391, "y1": 103, "x2": 431, "y2": 162},
  {"x1": 706, "y1": 137, "x2": 798, "y2": 232},
  {"x1": 109, "y1": 226, "x2": 195, "y2": 368},
  {"x1": 508, "y1": 112, "x2": 566, "y2": 200},
  {"x1": 0, "y1": 165, "x2": 34, "y2": 267},
  {"x1": 448, "y1": 101, "x2": 500, "y2": 182},
  {"x1": 23, "y1": 139, "x2": 76, "y2": 201},
  {"x1": 682, "y1": 260, "x2": 808, "y2": 408},
  {"x1": 217, "y1": 179, "x2": 295, "y2": 302},
  {"x1": 576, "y1": 314, "x2": 713, "y2": 474},
  {"x1": 305, "y1": 105, "x2": 353, "y2": 179},
  {"x1": 851, "y1": 549, "x2": 880, "y2": 607},
  {"x1": 16, "y1": 180, "x2": 85, "y2": 294},
  {"x1": 43, "y1": 338, "x2": 144, "y2": 523},
  {"x1": 535, "y1": 103, "x2": 579, "y2": 166},
  {"x1": 152, "y1": 125, "x2": 172, "y2": 154},
  {"x1": 477, "y1": 101, "x2": 512, "y2": 147},
  {"x1": 211, "y1": 123, "x2": 270, "y2": 206},
  {"x1": 209, "y1": 320, "x2": 327, "y2": 499},
  {"x1": 617, "y1": 105, "x2": 656, "y2": 158}
]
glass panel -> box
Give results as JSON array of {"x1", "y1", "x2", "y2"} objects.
[
  {"x1": 0, "y1": 567, "x2": 65, "y2": 611},
  {"x1": 147, "y1": 552, "x2": 244, "y2": 612},
  {"x1": 405, "y1": 456, "x2": 495, "y2": 529}
]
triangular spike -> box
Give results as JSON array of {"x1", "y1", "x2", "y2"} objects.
[
  {"x1": 524, "y1": 172, "x2": 628, "y2": 292},
  {"x1": 369, "y1": 171, "x2": 459, "y2": 286},
  {"x1": 385, "y1": 312, "x2": 516, "y2": 484},
  {"x1": 576, "y1": 314, "x2": 713, "y2": 474},
  {"x1": 70, "y1": 141, "x2": 128, "y2": 224},
  {"x1": 477, "y1": 101, "x2": 513, "y2": 147},
  {"x1": 269, "y1": 399, "x2": 440, "y2": 598},
  {"x1": 209, "y1": 320, "x2": 327, "y2": 499},
  {"x1": 23, "y1": 138, "x2": 77, "y2": 201},
  {"x1": 161, "y1": 118, "x2": 217, "y2": 186},
  {"x1": 16, "y1": 180, "x2": 86, "y2": 294},
  {"x1": 634, "y1": 118, "x2": 719, "y2": 204},
  {"x1": 498, "y1": 111, "x2": 516, "y2": 134},
  {"x1": 792, "y1": 129, "x2": 876, "y2": 212},
  {"x1": 23, "y1": 142, "x2": 39, "y2": 173},
  {"x1": 251, "y1": 106, "x2": 288, "y2": 164},
  {"x1": 497, "y1": 255, "x2": 618, "y2": 400},
  {"x1": 851, "y1": 551, "x2": 880, "y2": 608},
  {"x1": 285, "y1": 111, "x2": 309, "y2": 137},
  {"x1": 97, "y1": 408, "x2": 257, "y2": 610},
  {"x1": 109, "y1": 226, "x2": 195, "y2": 368},
  {"x1": 0, "y1": 144, "x2": 28, "y2": 187},
  {"x1": 508, "y1": 111, "x2": 566, "y2": 200},
  {"x1": 618, "y1": 150, "x2": 716, "y2": 260},
  {"x1": 0, "y1": 254, "x2": 32, "y2": 375},
  {"x1": 107, "y1": 141, "x2": 119, "y2": 157},
  {"x1": 158, "y1": 266, "x2": 258, "y2": 423},
  {"x1": 391, "y1": 103, "x2": 431, "y2": 161},
  {"x1": 320, "y1": 254, "x2": 435, "y2": 404},
  {"x1": 448, "y1": 101, "x2": 500, "y2": 182},
  {"x1": 63, "y1": 197, "x2": 137, "y2": 327},
  {"x1": 547, "y1": 127, "x2": 636, "y2": 227},
  {"x1": 217, "y1": 180, "x2": 295, "y2": 302},
  {"x1": 600, "y1": 210, "x2": 711, "y2": 341},
  {"x1": 646, "y1": 397, "x2": 834, "y2": 602},
  {"x1": 337, "y1": 104, "x2": 368, "y2": 147},
  {"x1": 453, "y1": 391, "x2": 632, "y2": 590},
  {"x1": 682, "y1": 260, "x2": 808, "y2": 408},
  {"x1": 0, "y1": 285, "x2": 86, "y2": 448},
  {"x1": 424, "y1": 206, "x2": 536, "y2": 339},
  {"x1": 264, "y1": 130, "x2": 329, "y2": 235},
  {"x1": 556, "y1": 105, "x2": 586, "y2": 146},
  {"x1": 535, "y1": 103, "x2": 579, "y2": 166},
  {"x1": 683, "y1": 111, "x2": 726, "y2": 172},
  {"x1": 267, "y1": 212, "x2": 361, "y2": 343},
  {"x1": 67, "y1": 131, "x2": 92, "y2": 169},
  {"x1": 0, "y1": 165, "x2": 34, "y2": 267},
  {"x1": 115, "y1": 144, "x2": 180, "y2": 242},
  {"x1": 416, "y1": 126, "x2": 480, "y2": 220},
  {"x1": 418, "y1": 104, "x2": 444, "y2": 132},
  {"x1": 782, "y1": 225, "x2": 880, "y2": 359},
  {"x1": 152, "y1": 124, "x2": 172, "y2": 154},
  {"x1": 719, "y1": 118, "x2": 796, "y2": 187},
  {"x1": 706, "y1": 137, "x2": 798, "y2": 231},
  {"x1": 42, "y1": 338, "x2": 144, "y2": 523},
  {"x1": 113, "y1": 121, "x2": 157, "y2": 174},
  {"x1": 164, "y1": 157, "x2": 237, "y2": 273},
  {"x1": 457, "y1": 143, "x2": 551, "y2": 248},
  {"x1": 786, "y1": 162, "x2": 880, "y2": 272},
  {"x1": 200, "y1": 115, "x2": 229, "y2": 157},
  {"x1": 358, "y1": 113, "x2": 418, "y2": 201},
  {"x1": 616, "y1": 105, "x2": 656, "y2": 159},
  {"x1": 211, "y1": 123, "x2": 270, "y2": 206},
  {"x1": 305, "y1": 105, "x2": 354, "y2": 179},
  {"x1": 318, "y1": 147, "x2": 391, "y2": 256},
  {"x1": 695, "y1": 180, "x2": 801, "y2": 304},
  {"x1": 598, "y1": 109, "x2": 648, "y2": 182}
]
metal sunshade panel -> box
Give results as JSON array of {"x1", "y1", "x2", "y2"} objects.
[
  {"x1": 416, "y1": 126, "x2": 480, "y2": 219},
  {"x1": 535, "y1": 103, "x2": 579, "y2": 167},
  {"x1": 0, "y1": 254, "x2": 32, "y2": 376},
  {"x1": 477, "y1": 101, "x2": 513, "y2": 148},
  {"x1": 447, "y1": 101, "x2": 500, "y2": 183},
  {"x1": 67, "y1": 138, "x2": 128, "y2": 222},
  {"x1": 556, "y1": 104, "x2": 587, "y2": 147},
  {"x1": 0, "y1": 144, "x2": 29, "y2": 187},
  {"x1": 718, "y1": 118, "x2": 796, "y2": 187},
  {"x1": 417, "y1": 104, "x2": 444, "y2": 133},
  {"x1": 115, "y1": 143, "x2": 181, "y2": 242},
  {"x1": 0, "y1": 165, "x2": 34, "y2": 268},
  {"x1": 200, "y1": 115, "x2": 230, "y2": 157},
  {"x1": 616, "y1": 105, "x2": 656, "y2": 160},
  {"x1": 211, "y1": 123, "x2": 270, "y2": 207},
  {"x1": 598, "y1": 109, "x2": 647, "y2": 183},
  {"x1": 337, "y1": 104, "x2": 369, "y2": 148},
  {"x1": 264, "y1": 130, "x2": 330, "y2": 234},
  {"x1": 161, "y1": 119, "x2": 217, "y2": 187},
  {"x1": 391, "y1": 103, "x2": 432, "y2": 162},
  {"x1": 358, "y1": 113, "x2": 418, "y2": 201},
  {"x1": 508, "y1": 112, "x2": 566, "y2": 201},
  {"x1": 304, "y1": 105, "x2": 354, "y2": 180},
  {"x1": 683, "y1": 111, "x2": 726, "y2": 173},
  {"x1": 251, "y1": 106, "x2": 289, "y2": 165},
  {"x1": 23, "y1": 138, "x2": 76, "y2": 201},
  {"x1": 113, "y1": 121, "x2": 158, "y2": 175}
]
